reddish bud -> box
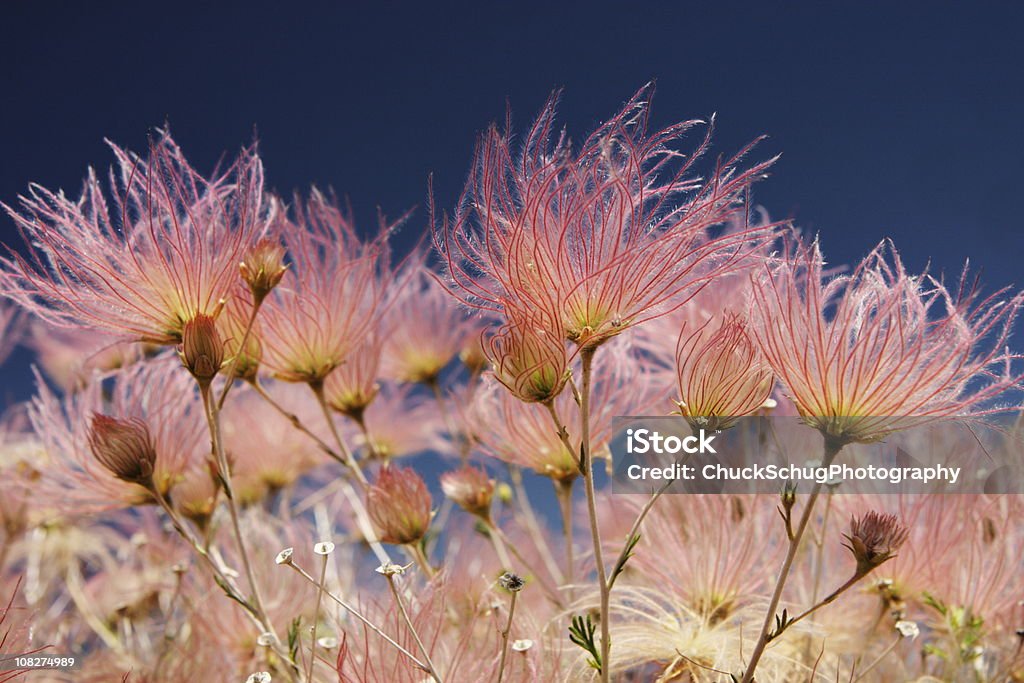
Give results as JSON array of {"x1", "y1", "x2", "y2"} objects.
[
  {"x1": 367, "y1": 466, "x2": 432, "y2": 545},
  {"x1": 88, "y1": 414, "x2": 157, "y2": 488},
  {"x1": 181, "y1": 314, "x2": 224, "y2": 386},
  {"x1": 239, "y1": 239, "x2": 288, "y2": 303},
  {"x1": 440, "y1": 465, "x2": 495, "y2": 519}
]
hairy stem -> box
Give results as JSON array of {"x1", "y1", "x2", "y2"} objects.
[{"x1": 740, "y1": 437, "x2": 844, "y2": 683}]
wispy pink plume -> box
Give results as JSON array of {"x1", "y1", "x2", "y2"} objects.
[
  {"x1": 435, "y1": 84, "x2": 780, "y2": 349},
  {"x1": 1, "y1": 132, "x2": 265, "y2": 344},
  {"x1": 749, "y1": 238, "x2": 1024, "y2": 442}
]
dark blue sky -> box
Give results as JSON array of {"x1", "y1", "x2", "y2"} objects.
[{"x1": 2, "y1": 2, "x2": 1023, "y2": 399}]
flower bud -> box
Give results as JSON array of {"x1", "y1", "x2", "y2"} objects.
[
  {"x1": 88, "y1": 414, "x2": 157, "y2": 489},
  {"x1": 367, "y1": 466, "x2": 433, "y2": 545},
  {"x1": 487, "y1": 314, "x2": 569, "y2": 404},
  {"x1": 240, "y1": 239, "x2": 287, "y2": 303},
  {"x1": 180, "y1": 314, "x2": 224, "y2": 386},
  {"x1": 674, "y1": 314, "x2": 773, "y2": 431},
  {"x1": 440, "y1": 465, "x2": 495, "y2": 519},
  {"x1": 843, "y1": 511, "x2": 909, "y2": 575}
]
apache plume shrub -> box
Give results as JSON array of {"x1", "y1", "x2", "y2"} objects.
[{"x1": 0, "y1": 92, "x2": 1021, "y2": 683}]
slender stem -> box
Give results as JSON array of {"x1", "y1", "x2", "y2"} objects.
[
  {"x1": 385, "y1": 573, "x2": 443, "y2": 682},
  {"x1": 407, "y1": 543, "x2": 437, "y2": 579},
  {"x1": 553, "y1": 479, "x2": 575, "y2": 598},
  {"x1": 200, "y1": 384, "x2": 272, "y2": 639},
  {"x1": 508, "y1": 465, "x2": 565, "y2": 586},
  {"x1": 310, "y1": 380, "x2": 369, "y2": 486},
  {"x1": 496, "y1": 591, "x2": 519, "y2": 683},
  {"x1": 485, "y1": 518, "x2": 515, "y2": 572},
  {"x1": 782, "y1": 572, "x2": 864, "y2": 634},
  {"x1": 307, "y1": 379, "x2": 394, "y2": 565},
  {"x1": 286, "y1": 562, "x2": 426, "y2": 671},
  {"x1": 606, "y1": 477, "x2": 674, "y2": 592},
  {"x1": 578, "y1": 347, "x2": 611, "y2": 682},
  {"x1": 739, "y1": 437, "x2": 844, "y2": 683},
  {"x1": 249, "y1": 379, "x2": 343, "y2": 462},
  {"x1": 852, "y1": 634, "x2": 902, "y2": 682},
  {"x1": 65, "y1": 564, "x2": 127, "y2": 656},
  {"x1": 217, "y1": 299, "x2": 262, "y2": 410},
  {"x1": 810, "y1": 490, "x2": 835, "y2": 605},
  {"x1": 154, "y1": 491, "x2": 299, "y2": 679},
  {"x1": 306, "y1": 552, "x2": 329, "y2": 682}
]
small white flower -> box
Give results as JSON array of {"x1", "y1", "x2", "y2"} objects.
[
  {"x1": 245, "y1": 673, "x2": 272, "y2": 683},
  {"x1": 275, "y1": 547, "x2": 294, "y2": 565},
  {"x1": 762, "y1": 397, "x2": 778, "y2": 409},
  {"x1": 256, "y1": 632, "x2": 276, "y2": 647},
  {"x1": 317, "y1": 636, "x2": 339, "y2": 648},
  {"x1": 314, "y1": 541, "x2": 336, "y2": 555},
  {"x1": 511, "y1": 639, "x2": 534, "y2": 652},
  {"x1": 376, "y1": 561, "x2": 413, "y2": 577},
  {"x1": 895, "y1": 620, "x2": 920, "y2": 639}
]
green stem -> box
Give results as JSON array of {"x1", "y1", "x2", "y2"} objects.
[{"x1": 740, "y1": 436, "x2": 844, "y2": 683}]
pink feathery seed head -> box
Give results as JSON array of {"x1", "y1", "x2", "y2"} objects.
[
  {"x1": 440, "y1": 465, "x2": 495, "y2": 519},
  {"x1": 486, "y1": 308, "x2": 570, "y2": 404},
  {"x1": 324, "y1": 334, "x2": 382, "y2": 420},
  {"x1": 259, "y1": 189, "x2": 394, "y2": 384},
  {"x1": 843, "y1": 511, "x2": 909, "y2": 575},
  {"x1": 30, "y1": 360, "x2": 205, "y2": 513},
  {"x1": 239, "y1": 237, "x2": 288, "y2": 304},
  {"x1": 216, "y1": 289, "x2": 262, "y2": 382},
  {"x1": 1, "y1": 130, "x2": 267, "y2": 344},
  {"x1": 380, "y1": 261, "x2": 477, "y2": 385},
  {"x1": 179, "y1": 312, "x2": 225, "y2": 387},
  {"x1": 27, "y1": 321, "x2": 143, "y2": 391},
  {"x1": 748, "y1": 237, "x2": 1024, "y2": 445},
  {"x1": 366, "y1": 465, "x2": 433, "y2": 545},
  {"x1": 87, "y1": 414, "x2": 157, "y2": 490},
  {"x1": 674, "y1": 313, "x2": 774, "y2": 431},
  {"x1": 354, "y1": 382, "x2": 448, "y2": 460},
  {"x1": 433, "y1": 84, "x2": 781, "y2": 350}
]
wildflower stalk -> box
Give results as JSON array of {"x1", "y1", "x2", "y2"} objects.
[
  {"x1": 407, "y1": 542, "x2": 437, "y2": 579},
  {"x1": 305, "y1": 551, "x2": 329, "y2": 683},
  {"x1": 199, "y1": 384, "x2": 273, "y2": 644},
  {"x1": 542, "y1": 401, "x2": 580, "y2": 590},
  {"x1": 606, "y1": 478, "x2": 674, "y2": 592},
  {"x1": 384, "y1": 570, "x2": 443, "y2": 682},
  {"x1": 740, "y1": 436, "x2": 844, "y2": 683},
  {"x1": 552, "y1": 478, "x2": 575, "y2": 594},
  {"x1": 309, "y1": 379, "x2": 369, "y2": 486},
  {"x1": 496, "y1": 589, "x2": 519, "y2": 683},
  {"x1": 508, "y1": 465, "x2": 565, "y2": 588},
  {"x1": 284, "y1": 561, "x2": 427, "y2": 671},
  {"x1": 293, "y1": 379, "x2": 394, "y2": 565},
  {"x1": 485, "y1": 519, "x2": 515, "y2": 573},
  {"x1": 249, "y1": 378, "x2": 343, "y2": 461},
  {"x1": 578, "y1": 346, "x2": 611, "y2": 682},
  {"x1": 217, "y1": 298, "x2": 262, "y2": 410},
  {"x1": 852, "y1": 634, "x2": 902, "y2": 682},
  {"x1": 153, "y1": 490, "x2": 299, "y2": 679}
]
